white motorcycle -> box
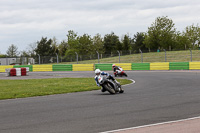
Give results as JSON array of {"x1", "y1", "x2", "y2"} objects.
[{"x1": 97, "y1": 75, "x2": 124, "y2": 94}]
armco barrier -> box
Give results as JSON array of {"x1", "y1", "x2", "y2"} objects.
[
  {"x1": 150, "y1": 62, "x2": 169, "y2": 70},
  {"x1": 52, "y1": 64, "x2": 72, "y2": 71},
  {"x1": 169, "y1": 62, "x2": 189, "y2": 70},
  {"x1": 189, "y1": 62, "x2": 200, "y2": 70},
  {"x1": 132, "y1": 63, "x2": 150, "y2": 70},
  {"x1": 114, "y1": 63, "x2": 132, "y2": 70},
  {"x1": 14, "y1": 65, "x2": 33, "y2": 72},
  {"x1": 33, "y1": 65, "x2": 52, "y2": 72},
  {"x1": 0, "y1": 65, "x2": 13, "y2": 72},
  {"x1": 95, "y1": 64, "x2": 112, "y2": 71},
  {"x1": 73, "y1": 64, "x2": 94, "y2": 71}
]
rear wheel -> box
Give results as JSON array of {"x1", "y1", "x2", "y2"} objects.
[
  {"x1": 119, "y1": 87, "x2": 124, "y2": 93},
  {"x1": 124, "y1": 73, "x2": 128, "y2": 77}
]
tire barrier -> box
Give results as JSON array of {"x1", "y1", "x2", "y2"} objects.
[
  {"x1": 150, "y1": 62, "x2": 169, "y2": 70},
  {"x1": 132, "y1": 63, "x2": 150, "y2": 70},
  {"x1": 52, "y1": 64, "x2": 72, "y2": 71},
  {"x1": 14, "y1": 65, "x2": 33, "y2": 72},
  {"x1": 114, "y1": 63, "x2": 132, "y2": 70},
  {"x1": 33, "y1": 65, "x2": 52, "y2": 72},
  {"x1": 1, "y1": 62, "x2": 200, "y2": 73},
  {"x1": 169, "y1": 62, "x2": 189, "y2": 70},
  {"x1": 73, "y1": 64, "x2": 94, "y2": 71},
  {"x1": 7, "y1": 67, "x2": 28, "y2": 76},
  {"x1": 189, "y1": 62, "x2": 200, "y2": 70},
  {"x1": 95, "y1": 64, "x2": 112, "y2": 71},
  {"x1": 0, "y1": 65, "x2": 13, "y2": 72}
]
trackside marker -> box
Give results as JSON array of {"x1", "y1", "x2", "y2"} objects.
[{"x1": 100, "y1": 116, "x2": 200, "y2": 133}]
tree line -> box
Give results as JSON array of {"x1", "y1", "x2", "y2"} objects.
[{"x1": 2, "y1": 16, "x2": 200, "y2": 58}]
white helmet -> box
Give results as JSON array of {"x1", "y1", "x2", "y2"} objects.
[{"x1": 95, "y1": 69, "x2": 101, "y2": 75}]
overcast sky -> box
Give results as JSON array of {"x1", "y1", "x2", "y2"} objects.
[{"x1": 0, "y1": 0, "x2": 200, "y2": 54}]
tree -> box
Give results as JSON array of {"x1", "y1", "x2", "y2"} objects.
[
  {"x1": 58, "y1": 40, "x2": 68, "y2": 56},
  {"x1": 93, "y1": 33, "x2": 104, "y2": 54},
  {"x1": 173, "y1": 32, "x2": 191, "y2": 50},
  {"x1": 144, "y1": 16, "x2": 176, "y2": 51},
  {"x1": 122, "y1": 34, "x2": 131, "y2": 52},
  {"x1": 51, "y1": 37, "x2": 59, "y2": 55},
  {"x1": 35, "y1": 37, "x2": 53, "y2": 56},
  {"x1": 78, "y1": 34, "x2": 93, "y2": 56},
  {"x1": 6, "y1": 44, "x2": 19, "y2": 57},
  {"x1": 132, "y1": 32, "x2": 147, "y2": 52},
  {"x1": 27, "y1": 42, "x2": 37, "y2": 57},
  {"x1": 103, "y1": 32, "x2": 121, "y2": 54},
  {"x1": 184, "y1": 24, "x2": 200, "y2": 49},
  {"x1": 65, "y1": 30, "x2": 79, "y2": 56}
]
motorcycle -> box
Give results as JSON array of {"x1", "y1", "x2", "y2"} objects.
[
  {"x1": 114, "y1": 70, "x2": 128, "y2": 77},
  {"x1": 97, "y1": 75, "x2": 124, "y2": 94}
]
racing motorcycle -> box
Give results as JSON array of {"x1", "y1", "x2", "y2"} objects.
[
  {"x1": 114, "y1": 70, "x2": 128, "y2": 77},
  {"x1": 97, "y1": 75, "x2": 124, "y2": 94}
]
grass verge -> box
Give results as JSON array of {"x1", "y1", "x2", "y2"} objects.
[{"x1": 0, "y1": 78, "x2": 132, "y2": 100}]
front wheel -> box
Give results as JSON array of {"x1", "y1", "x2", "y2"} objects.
[{"x1": 104, "y1": 83, "x2": 116, "y2": 94}]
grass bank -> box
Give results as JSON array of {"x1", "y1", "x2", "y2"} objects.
[
  {"x1": 0, "y1": 78, "x2": 132, "y2": 100},
  {"x1": 58, "y1": 50, "x2": 200, "y2": 64}
]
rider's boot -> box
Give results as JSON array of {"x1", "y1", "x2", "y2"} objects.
[{"x1": 101, "y1": 87, "x2": 106, "y2": 92}]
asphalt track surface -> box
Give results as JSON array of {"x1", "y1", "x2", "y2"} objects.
[{"x1": 0, "y1": 70, "x2": 200, "y2": 133}]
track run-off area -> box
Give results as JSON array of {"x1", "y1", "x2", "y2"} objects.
[{"x1": 0, "y1": 70, "x2": 200, "y2": 133}]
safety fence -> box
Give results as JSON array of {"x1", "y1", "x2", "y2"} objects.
[{"x1": 1, "y1": 62, "x2": 200, "y2": 72}]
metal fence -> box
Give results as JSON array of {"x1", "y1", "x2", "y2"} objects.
[{"x1": 0, "y1": 49, "x2": 200, "y2": 65}]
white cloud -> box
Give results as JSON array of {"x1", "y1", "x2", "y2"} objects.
[{"x1": 0, "y1": 0, "x2": 200, "y2": 54}]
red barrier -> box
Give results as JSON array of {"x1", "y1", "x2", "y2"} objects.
[
  {"x1": 21, "y1": 68, "x2": 26, "y2": 76},
  {"x1": 10, "y1": 68, "x2": 16, "y2": 76}
]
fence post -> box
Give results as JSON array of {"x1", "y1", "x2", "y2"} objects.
[
  {"x1": 6, "y1": 56, "x2": 8, "y2": 65},
  {"x1": 117, "y1": 50, "x2": 120, "y2": 63},
  {"x1": 38, "y1": 54, "x2": 40, "y2": 65},
  {"x1": 75, "y1": 52, "x2": 78, "y2": 64},
  {"x1": 96, "y1": 51, "x2": 99, "y2": 63},
  {"x1": 56, "y1": 53, "x2": 59, "y2": 64},
  {"x1": 189, "y1": 48, "x2": 192, "y2": 62},
  {"x1": 139, "y1": 49, "x2": 143, "y2": 63},
  {"x1": 164, "y1": 49, "x2": 166, "y2": 62}
]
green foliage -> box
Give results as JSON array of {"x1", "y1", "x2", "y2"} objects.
[
  {"x1": 6, "y1": 44, "x2": 19, "y2": 57},
  {"x1": 35, "y1": 37, "x2": 54, "y2": 56},
  {"x1": 93, "y1": 33, "x2": 104, "y2": 54},
  {"x1": 132, "y1": 32, "x2": 147, "y2": 52},
  {"x1": 0, "y1": 54, "x2": 6, "y2": 58},
  {"x1": 144, "y1": 16, "x2": 176, "y2": 51},
  {"x1": 122, "y1": 34, "x2": 131, "y2": 51},
  {"x1": 103, "y1": 32, "x2": 121, "y2": 54},
  {"x1": 31, "y1": 16, "x2": 200, "y2": 58},
  {"x1": 184, "y1": 24, "x2": 200, "y2": 49}
]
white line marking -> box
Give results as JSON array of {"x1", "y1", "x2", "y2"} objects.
[
  {"x1": 100, "y1": 116, "x2": 200, "y2": 133},
  {"x1": 122, "y1": 78, "x2": 135, "y2": 86}
]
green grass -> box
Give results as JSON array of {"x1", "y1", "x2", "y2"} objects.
[
  {"x1": 0, "y1": 78, "x2": 132, "y2": 100},
  {"x1": 57, "y1": 50, "x2": 200, "y2": 64}
]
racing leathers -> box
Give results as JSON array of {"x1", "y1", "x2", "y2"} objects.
[
  {"x1": 113, "y1": 66, "x2": 123, "y2": 76},
  {"x1": 94, "y1": 71, "x2": 119, "y2": 92}
]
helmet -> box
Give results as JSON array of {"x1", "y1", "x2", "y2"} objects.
[
  {"x1": 112, "y1": 64, "x2": 116, "y2": 67},
  {"x1": 95, "y1": 69, "x2": 101, "y2": 75}
]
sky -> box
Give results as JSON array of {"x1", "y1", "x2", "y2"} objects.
[{"x1": 0, "y1": 0, "x2": 200, "y2": 55}]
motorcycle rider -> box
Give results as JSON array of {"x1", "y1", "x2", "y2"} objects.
[
  {"x1": 112, "y1": 64, "x2": 123, "y2": 76},
  {"x1": 94, "y1": 69, "x2": 120, "y2": 92}
]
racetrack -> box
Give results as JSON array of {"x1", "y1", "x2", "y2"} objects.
[{"x1": 0, "y1": 71, "x2": 200, "y2": 133}]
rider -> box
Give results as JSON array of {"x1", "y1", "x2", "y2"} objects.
[
  {"x1": 94, "y1": 69, "x2": 120, "y2": 92},
  {"x1": 112, "y1": 64, "x2": 123, "y2": 76}
]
